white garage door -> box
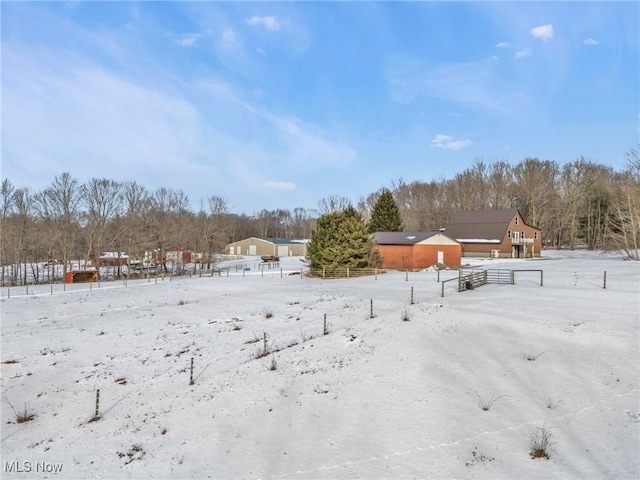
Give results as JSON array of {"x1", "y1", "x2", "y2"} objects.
[
  {"x1": 249, "y1": 245, "x2": 257, "y2": 255},
  {"x1": 277, "y1": 246, "x2": 288, "y2": 257}
]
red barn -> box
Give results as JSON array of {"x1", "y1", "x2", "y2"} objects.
[{"x1": 373, "y1": 231, "x2": 462, "y2": 270}]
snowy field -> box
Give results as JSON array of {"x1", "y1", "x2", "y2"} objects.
[{"x1": 1, "y1": 250, "x2": 638, "y2": 479}]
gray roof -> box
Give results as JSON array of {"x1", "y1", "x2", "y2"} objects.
[
  {"x1": 373, "y1": 231, "x2": 446, "y2": 245},
  {"x1": 259, "y1": 238, "x2": 309, "y2": 245},
  {"x1": 443, "y1": 209, "x2": 520, "y2": 242}
]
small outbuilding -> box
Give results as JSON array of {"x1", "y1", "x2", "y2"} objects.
[
  {"x1": 65, "y1": 270, "x2": 99, "y2": 283},
  {"x1": 226, "y1": 237, "x2": 309, "y2": 257},
  {"x1": 373, "y1": 231, "x2": 462, "y2": 270}
]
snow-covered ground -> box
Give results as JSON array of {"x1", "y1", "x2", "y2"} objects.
[{"x1": 1, "y1": 250, "x2": 638, "y2": 479}]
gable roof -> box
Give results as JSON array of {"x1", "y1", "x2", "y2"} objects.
[
  {"x1": 444, "y1": 209, "x2": 519, "y2": 242},
  {"x1": 259, "y1": 237, "x2": 309, "y2": 245},
  {"x1": 373, "y1": 231, "x2": 453, "y2": 245}
]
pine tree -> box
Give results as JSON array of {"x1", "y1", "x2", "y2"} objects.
[
  {"x1": 368, "y1": 188, "x2": 403, "y2": 233},
  {"x1": 307, "y1": 206, "x2": 376, "y2": 270}
]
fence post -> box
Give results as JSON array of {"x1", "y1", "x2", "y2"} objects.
[
  {"x1": 189, "y1": 357, "x2": 195, "y2": 385},
  {"x1": 347, "y1": 267, "x2": 350, "y2": 279},
  {"x1": 370, "y1": 299, "x2": 374, "y2": 318},
  {"x1": 410, "y1": 286, "x2": 414, "y2": 305},
  {"x1": 441, "y1": 281, "x2": 444, "y2": 298},
  {"x1": 405, "y1": 271, "x2": 408, "y2": 282},
  {"x1": 603, "y1": 271, "x2": 607, "y2": 289},
  {"x1": 95, "y1": 389, "x2": 100, "y2": 418}
]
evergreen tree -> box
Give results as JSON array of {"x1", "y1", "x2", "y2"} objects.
[
  {"x1": 368, "y1": 188, "x2": 403, "y2": 233},
  {"x1": 307, "y1": 206, "x2": 376, "y2": 270}
]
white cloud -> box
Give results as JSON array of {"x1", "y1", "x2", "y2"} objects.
[
  {"x1": 531, "y1": 24, "x2": 554, "y2": 41},
  {"x1": 430, "y1": 134, "x2": 471, "y2": 150},
  {"x1": 262, "y1": 181, "x2": 296, "y2": 190},
  {"x1": 221, "y1": 27, "x2": 238, "y2": 48},
  {"x1": 247, "y1": 15, "x2": 281, "y2": 31},
  {"x1": 583, "y1": 38, "x2": 601, "y2": 46},
  {"x1": 386, "y1": 56, "x2": 530, "y2": 114},
  {"x1": 496, "y1": 42, "x2": 511, "y2": 48},
  {"x1": 516, "y1": 48, "x2": 531, "y2": 59},
  {"x1": 174, "y1": 34, "x2": 202, "y2": 47}
]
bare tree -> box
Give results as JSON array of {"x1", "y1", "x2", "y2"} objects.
[
  {"x1": 512, "y1": 158, "x2": 559, "y2": 235},
  {"x1": 486, "y1": 160, "x2": 515, "y2": 209},
  {"x1": 5, "y1": 188, "x2": 36, "y2": 285},
  {"x1": 200, "y1": 195, "x2": 229, "y2": 267},
  {"x1": 81, "y1": 178, "x2": 123, "y2": 266},
  {"x1": 290, "y1": 207, "x2": 316, "y2": 238},
  {"x1": 0, "y1": 179, "x2": 15, "y2": 284},
  {"x1": 608, "y1": 146, "x2": 640, "y2": 259},
  {"x1": 148, "y1": 187, "x2": 191, "y2": 272},
  {"x1": 316, "y1": 195, "x2": 352, "y2": 215},
  {"x1": 32, "y1": 173, "x2": 82, "y2": 279}
]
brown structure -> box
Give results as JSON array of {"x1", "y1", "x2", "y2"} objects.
[
  {"x1": 373, "y1": 231, "x2": 462, "y2": 270},
  {"x1": 92, "y1": 252, "x2": 129, "y2": 267},
  {"x1": 443, "y1": 209, "x2": 542, "y2": 258},
  {"x1": 65, "y1": 270, "x2": 99, "y2": 283}
]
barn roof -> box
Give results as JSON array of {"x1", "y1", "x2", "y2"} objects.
[
  {"x1": 443, "y1": 208, "x2": 519, "y2": 242},
  {"x1": 259, "y1": 238, "x2": 309, "y2": 245},
  {"x1": 373, "y1": 231, "x2": 448, "y2": 245}
]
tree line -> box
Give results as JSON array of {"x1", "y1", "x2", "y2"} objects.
[{"x1": 2, "y1": 148, "x2": 638, "y2": 284}]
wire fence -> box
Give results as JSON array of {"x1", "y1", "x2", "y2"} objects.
[{"x1": 304, "y1": 267, "x2": 386, "y2": 279}]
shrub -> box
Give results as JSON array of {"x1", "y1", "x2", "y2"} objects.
[
  {"x1": 15, "y1": 404, "x2": 36, "y2": 423},
  {"x1": 474, "y1": 391, "x2": 504, "y2": 411},
  {"x1": 545, "y1": 397, "x2": 560, "y2": 409},
  {"x1": 523, "y1": 351, "x2": 547, "y2": 362},
  {"x1": 269, "y1": 355, "x2": 277, "y2": 371},
  {"x1": 4, "y1": 397, "x2": 35, "y2": 424},
  {"x1": 401, "y1": 307, "x2": 411, "y2": 322},
  {"x1": 529, "y1": 424, "x2": 554, "y2": 459}
]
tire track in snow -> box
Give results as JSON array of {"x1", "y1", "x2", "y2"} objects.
[{"x1": 267, "y1": 389, "x2": 638, "y2": 479}]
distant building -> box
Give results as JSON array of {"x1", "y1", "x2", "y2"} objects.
[
  {"x1": 373, "y1": 231, "x2": 462, "y2": 270},
  {"x1": 94, "y1": 252, "x2": 129, "y2": 267},
  {"x1": 144, "y1": 247, "x2": 194, "y2": 265},
  {"x1": 443, "y1": 209, "x2": 542, "y2": 258},
  {"x1": 226, "y1": 237, "x2": 309, "y2": 257}
]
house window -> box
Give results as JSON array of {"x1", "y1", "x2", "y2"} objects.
[
  {"x1": 534, "y1": 232, "x2": 539, "y2": 240},
  {"x1": 521, "y1": 231, "x2": 525, "y2": 238},
  {"x1": 515, "y1": 217, "x2": 519, "y2": 225},
  {"x1": 507, "y1": 230, "x2": 511, "y2": 238}
]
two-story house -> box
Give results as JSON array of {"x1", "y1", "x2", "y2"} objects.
[{"x1": 443, "y1": 209, "x2": 542, "y2": 258}]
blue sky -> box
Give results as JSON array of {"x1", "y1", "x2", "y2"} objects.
[{"x1": 2, "y1": 1, "x2": 638, "y2": 214}]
